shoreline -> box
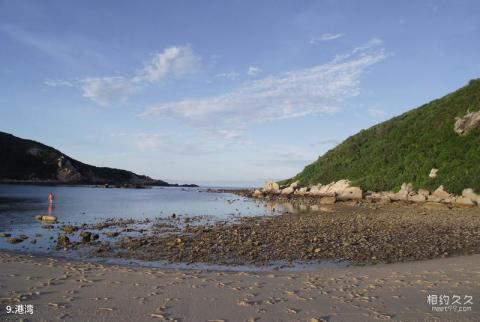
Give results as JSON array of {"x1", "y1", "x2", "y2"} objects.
[
  {"x1": 2, "y1": 195, "x2": 479, "y2": 268},
  {"x1": 1, "y1": 251, "x2": 478, "y2": 321}
]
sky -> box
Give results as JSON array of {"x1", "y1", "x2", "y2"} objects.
[{"x1": 0, "y1": 0, "x2": 479, "y2": 186}]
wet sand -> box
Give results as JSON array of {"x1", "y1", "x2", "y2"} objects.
[{"x1": 0, "y1": 251, "x2": 478, "y2": 322}]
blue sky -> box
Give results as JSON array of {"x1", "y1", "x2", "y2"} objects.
[{"x1": 1, "y1": 0, "x2": 479, "y2": 186}]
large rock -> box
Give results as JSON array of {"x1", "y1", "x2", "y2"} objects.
[
  {"x1": 429, "y1": 168, "x2": 438, "y2": 178},
  {"x1": 294, "y1": 187, "x2": 308, "y2": 195},
  {"x1": 263, "y1": 181, "x2": 280, "y2": 194},
  {"x1": 281, "y1": 186, "x2": 295, "y2": 195},
  {"x1": 41, "y1": 215, "x2": 57, "y2": 222},
  {"x1": 310, "y1": 180, "x2": 362, "y2": 200},
  {"x1": 454, "y1": 196, "x2": 475, "y2": 207},
  {"x1": 337, "y1": 186, "x2": 363, "y2": 200},
  {"x1": 289, "y1": 181, "x2": 299, "y2": 189},
  {"x1": 319, "y1": 196, "x2": 336, "y2": 204},
  {"x1": 252, "y1": 189, "x2": 263, "y2": 198},
  {"x1": 409, "y1": 193, "x2": 426, "y2": 203},
  {"x1": 391, "y1": 183, "x2": 413, "y2": 201},
  {"x1": 462, "y1": 188, "x2": 479, "y2": 205},
  {"x1": 432, "y1": 185, "x2": 451, "y2": 200},
  {"x1": 418, "y1": 189, "x2": 430, "y2": 197},
  {"x1": 56, "y1": 235, "x2": 70, "y2": 248},
  {"x1": 454, "y1": 110, "x2": 480, "y2": 136},
  {"x1": 309, "y1": 184, "x2": 323, "y2": 195},
  {"x1": 427, "y1": 195, "x2": 442, "y2": 203}
]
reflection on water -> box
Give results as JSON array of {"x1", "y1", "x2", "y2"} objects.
[{"x1": 275, "y1": 201, "x2": 335, "y2": 214}]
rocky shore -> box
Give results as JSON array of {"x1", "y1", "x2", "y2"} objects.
[
  {"x1": 102, "y1": 201, "x2": 480, "y2": 266},
  {"x1": 2, "y1": 182, "x2": 479, "y2": 268},
  {"x1": 247, "y1": 179, "x2": 480, "y2": 208}
]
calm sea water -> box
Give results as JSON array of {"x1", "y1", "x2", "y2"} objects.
[
  {"x1": 0, "y1": 184, "x2": 348, "y2": 271},
  {"x1": 0, "y1": 184, "x2": 277, "y2": 255}
]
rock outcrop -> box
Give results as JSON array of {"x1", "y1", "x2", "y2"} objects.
[
  {"x1": 454, "y1": 110, "x2": 480, "y2": 135},
  {"x1": 255, "y1": 180, "x2": 480, "y2": 208},
  {"x1": 262, "y1": 181, "x2": 280, "y2": 194}
]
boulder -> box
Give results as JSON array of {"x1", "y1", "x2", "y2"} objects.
[
  {"x1": 432, "y1": 185, "x2": 451, "y2": 200},
  {"x1": 289, "y1": 181, "x2": 300, "y2": 189},
  {"x1": 41, "y1": 215, "x2": 57, "y2": 222},
  {"x1": 7, "y1": 237, "x2": 24, "y2": 244},
  {"x1": 56, "y1": 235, "x2": 70, "y2": 248},
  {"x1": 337, "y1": 186, "x2": 363, "y2": 200},
  {"x1": 429, "y1": 168, "x2": 438, "y2": 178},
  {"x1": 309, "y1": 184, "x2": 323, "y2": 195},
  {"x1": 281, "y1": 186, "x2": 295, "y2": 195},
  {"x1": 427, "y1": 195, "x2": 442, "y2": 203},
  {"x1": 0, "y1": 233, "x2": 11, "y2": 238},
  {"x1": 391, "y1": 183, "x2": 413, "y2": 201},
  {"x1": 313, "y1": 180, "x2": 361, "y2": 198},
  {"x1": 80, "y1": 231, "x2": 92, "y2": 243},
  {"x1": 294, "y1": 187, "x2": 308, "y2": 195},
  {"x1": 252, "y1": 189, "x2": 263, "y2": 198},
  {"x1": 319, "y1": 196, "x2": 336, "y2": 204},
  {"x1": 418, "y1": 189, "x2": 430, "y2": 197},
  {"x1": 454, "y1": 110, "x2": 480, "y2": 136},
  {"x1": 462, "y1": 188, "x2": 479, "y2": 205},
  {"x1": 368, "y1": 192, "x2": 392, "y2": 203},
  {"x1": 454, "y1": 196, "x2": 475, "y2": 207},
  {"x1": 263, "y1": 181, "x2": 280, "y2": 194},
  {"x1": 409, "y1": 194, "x2": 426, "y2": 203}
]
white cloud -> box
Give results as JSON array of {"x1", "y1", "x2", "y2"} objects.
[
  {"x1": 133, "y1": 46, "x2": 199, "y2": 83},
  {"x1": 130, "y1": 132, "x2": 230, "y2": 155},
  {"x1": 310, "y1": 33, "x2": 345, "y2": 44},
  {"x1": 215, "y1": 72, "x2": 240, "y2": 80},
  {"x1": 56, "y1": 45, "x2": 199, "y2": 106},
  {"x1": 44, "y1": 79, "x2": 74, "y2": 87},
  {"x1": 81, "y1": 76, "x2": 139, "y2": 106},
  {"x1": 1, "y1": 24, "x2": 76, "y2": 63},
  {"x1": 247, "y1": 66, "x2": 262, "y2": 76},
  {"x1": 140, "y1": 40, "x2": 387, "y2": 133}
]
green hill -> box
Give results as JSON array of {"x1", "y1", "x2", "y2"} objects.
[
  {"x1": 287, "y1": 79, "x2": 480, "y2": 195},
  {"x1": 0, "y1": 131, "x2": 173, "y2": 186}
]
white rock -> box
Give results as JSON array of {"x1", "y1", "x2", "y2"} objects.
[
  {"x1": 289, "y1": 181, "x2": 300, "y2": 189},
  {"x1": 295, "y1": 187, "x2": 308, "y2": 195},
  {"x1": 391, "y1": 183, "x2": 412, "y2": 201},
  {"x1": 337, "y1": 187, "x2": 363, "y2": 200},
  {"x1": 462, "y1": 188, "x2": 479, "y2": 204},
  {"x1": 454, "y1": 196, "x2": 475, "y2": 207},
  {"x1": 432, "y1": 185, "x2": 451, "y2": 200},
  {"x1": 429, "y1": 168, "x2": 438, "y2": 178},
  {"x1": 281, "y1": 186, "x2": 295, "y2": 195},
  {"x1": 263, "y1": 181, "x2": 280, "y2": 194},
  {"x1": 319, "y1": 196, "x2": 336, "y2": 204},
  {"x1": 418, "y1": 189, "x2": 430, "y2": 197},
  {"x1": 409, "y1": 194, "x2": 426, "y2": 203}
]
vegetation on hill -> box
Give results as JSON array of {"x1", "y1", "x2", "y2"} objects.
[
  {"x1": 0, "y1": 131, "x2": 172, "y2": 185},
  {"x1": 287, "y1": 79, "x2": 480, "y2": 194}
]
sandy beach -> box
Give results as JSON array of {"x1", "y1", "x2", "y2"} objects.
[{"x1": 0, "y1": 251, "x2": 478, "y2": 322}]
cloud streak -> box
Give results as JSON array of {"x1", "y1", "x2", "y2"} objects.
[
  {"x1": 310, "y1": 33, "x2": 345, "y2": 44},
  {"x1": 45, "y1": 45, "x2": 199, "y2": 106},
  {"x1": 140, "y1": 40, "x2": 386, "y2": 133}
]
